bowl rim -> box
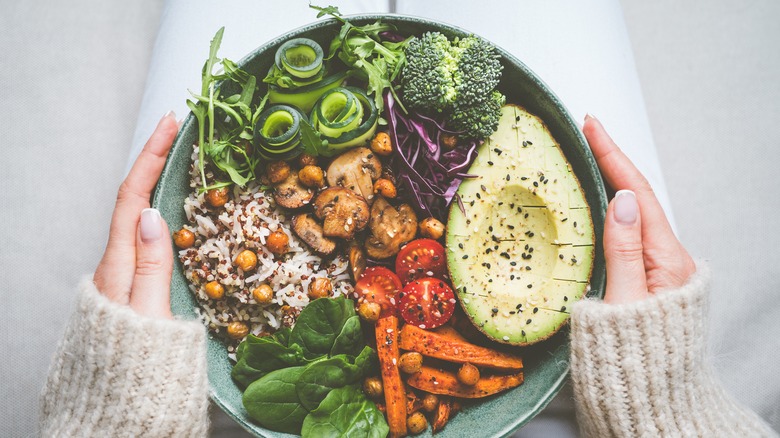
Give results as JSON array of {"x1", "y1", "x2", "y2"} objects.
[{"x1": 154, "y1": 12, "x2": 607, "y2": 438}]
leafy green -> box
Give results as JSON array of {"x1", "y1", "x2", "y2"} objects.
[
  {"x1": 296, "y1": 346, "x2": 376, "y2": 411},
  {"x1": 301, "y1": 385, "x2": 389, "y2": 438},
  {"x1": 187, "y1": 28, "x2": 266, "y2": 190},
  {"x1": 243, "y1": 366, "x2": 309, "y2": 435},
  {"x1": 231, "y1": 330, "x2": 312, "y2": 389},
  {"x1": 330, "y1": 315, "x2": 365, "y2": 357},
  {"x1": 289, "y1": 296, "x2": 357, "y2": 359},
  {"x1": 235, "y1": 297, "x2": 382, "y2": 435},
  {"x1": 310, "y1": 4, "x2": 408, "y2": 113},
  {"x1": 299, "y1": 118, "x2": 328, "y2": 156}
]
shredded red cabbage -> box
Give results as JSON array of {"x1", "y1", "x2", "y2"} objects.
[{"x1": 384, "y1": 92, "x2": 479, "y2": 221}]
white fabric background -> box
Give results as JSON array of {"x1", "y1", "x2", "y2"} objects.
[{"x1": 1, "y1": 0, "x2": 778, "y2": 436}]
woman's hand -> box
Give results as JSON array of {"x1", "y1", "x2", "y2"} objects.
[
  {"x1": 583, "y1": 114, "x2": 696, "y2": 304},
  {"x1": 93, "y1": 112, "x2": 178, "y2": 318}
]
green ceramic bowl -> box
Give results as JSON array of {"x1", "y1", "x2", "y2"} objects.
[{"x1": 153, "y1": 14, "x2": 607, "y2": 438}]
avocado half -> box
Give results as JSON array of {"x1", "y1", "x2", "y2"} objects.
[{"x1": 446, "y1": 104, "x2": 595, "y2": 346}]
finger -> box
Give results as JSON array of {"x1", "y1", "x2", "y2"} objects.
[
  {"x1": 583, "y1": 114, "x2": 676, "y2": 239},
  {"x1": 603, "y1": 190, "x2": 648, "y2": 304},
  {"x1": 112, "y1": 111, "x2": 178, "y2": 244},
  {"x1": 94, "y1": 112, "x2": 178, "y2": 300},
  {"x1": 583, "y1": 115, "x2": 694, "y2": 287},
  {"x1": 130, "y1": 208, "x2": 174, "y2": 319}
]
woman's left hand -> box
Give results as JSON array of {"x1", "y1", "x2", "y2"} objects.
[{"x1": 93, "y1": 112, "x2": 178, "y2": 319}]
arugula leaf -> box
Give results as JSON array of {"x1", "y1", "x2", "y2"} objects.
[
  {"x1": 299, "y1": 118, "x2": 328, "y2": 156},
  {"x1": 301, "y1": 385, "x2": 389, "y2": 438},
  {"x1": 311, "y1": 5, "x2": 409, "y2": 113},
  {"x1": 311, "y1": 5, "x2": 343, "y2": 20},
  {"x1": 188, "y1": 28, "x2": 266, "y2": 190}
]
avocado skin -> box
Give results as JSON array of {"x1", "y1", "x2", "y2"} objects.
[{"x1": 446, "y1": 104, "x2": 595, "y2": 346}]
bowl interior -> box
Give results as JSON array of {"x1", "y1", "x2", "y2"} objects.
[{"x1": 153, "y1": 14, "x2": 607, "y2": 438}]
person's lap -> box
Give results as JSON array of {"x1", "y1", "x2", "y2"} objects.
[{"x1": 129, "y1": 1, "x2": 672, "y2": 436}]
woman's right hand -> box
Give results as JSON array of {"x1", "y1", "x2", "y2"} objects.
[{"x1": 583, "y1": 114, "x2": 696, "y2": 304}]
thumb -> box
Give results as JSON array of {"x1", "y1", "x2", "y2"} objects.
[
  {"x1": 130, "y1": 208, "x2": 174, "y2": 318},
  {"x1": 603, "y1": 190, "x2": 648, "y2": 304}
]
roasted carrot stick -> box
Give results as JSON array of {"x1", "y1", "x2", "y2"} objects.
[
  {"x1": 399, "y1": 325, "x2": 523, "y2": 371},
  {"x1": 407, "y1": 366, "x2": 524, "y2": 398},
  {"x1": 376, "y1": 315, "x2": 407, "y2": 437}
]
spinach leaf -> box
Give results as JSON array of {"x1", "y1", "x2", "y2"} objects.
[
  {"x1": 243, "y1": 366, "x2": 309, "y2": 435},
  {"x1": 231, "y1": 333, "x2": 309, "y2": 389},
  {"x1": 289, "y1": 296, "x2": 356, "y2": 359},
  {"x1": 301, "y1": 385, "x2": 389, "y2": 438},
  {"x1": 330, "y1": 315, "x2": 364, "y2": 357},
  {"x1": 296, "y1": 346, "x2": 376, "y2": 411}
]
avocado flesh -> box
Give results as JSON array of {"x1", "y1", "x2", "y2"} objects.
[{"x1": 446, "y1": 105, "x2": 595, "y2": 346}]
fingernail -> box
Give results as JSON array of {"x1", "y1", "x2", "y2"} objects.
[
  {"x1": 140, "y1": 208, "x2": 162, "y2": 242},
  {"x1": 163, "y1": 110, "x2": 176, "y2": 120},
  {"x1": 584, "y1": 113, "x2": 596, "y2": 122},
  {"x1": 614, "y1": 190, "x2": 638, "y2": 225}
]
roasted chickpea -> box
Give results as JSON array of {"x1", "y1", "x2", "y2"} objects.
[
  {"x1": 419, "y1": 217, "x2": 445, "y2": 240},
  {"x1": 373, "y1": 178, "x2": 397, "y2": 199},
  {"x1": 407, "y1": 412, "x2": 428, "y2": 435},
  {"x1": 234, "y1": 249, "x2": 258, "y2": 272},
  {"x1": 421, "y1": 393, "x2": 439, "y2": 413},
  {"x1": 204, "y1": 281, "x2": 225, "y2": 300},
  {"x1": 266, "y1": 229, "x2": 290, "y2": 255},
  {"x1": 308, "y1": 277, "x2": 333, "y2": 300},
  {"x1": 398, "y1": 352, "x2": 423, "y2": 374},
  {"x1": 297, "y1": 153, "x2": 317, "y2": 168},
  {"x1": 298, "y1": 165, "x2": 325, "y2": 188},
  {"x1": 440, "y1": 133, "x2": 458, "y2": 150},
  {"x1": 362, "y1": 376, "x2": 384, "y2": 399},
  {"x1": 206, "y1": 186, "x2": 230, "y2": 208},
  {"x1": 370, "y1": 131, "x2": 393, "y2": 156},
  {"x1": 457, "y1": 363, "x2": 480, "y2": 386},
  {"x1": 252, "y1": 284, "x2": 274, "y2": 304},
  {"x1": 173, "y1": 228, "x2": 195, "y2": 248},
  {"x1": 358, "y1": 301, "x2": 381, "y2": 323},
  {"x1": 226, "y1": 321, "x2": 249, "y2": 339},
  {"x1": 266, "y1": 161, "x2": 291, "y2": 184}
]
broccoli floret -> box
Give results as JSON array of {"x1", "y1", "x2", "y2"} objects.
[
  {"x1": 452, "y1": 37, "x2": 502, "y2": 107},
  {"x1": 449, "y1": 90, "x2": 506, "y2": 140},
  {"x1": 401, "y1": 32, "x2": 504, "y2": 139},
  {"x1": 401, "y1": 32, "x2": 457, "y2": 112}
]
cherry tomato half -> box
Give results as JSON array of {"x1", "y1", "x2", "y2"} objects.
[
  {"x1": 354, "y1": 266, "x2": 403, "y2": 316},
  {"x1": 398, "y1": 277, "x2": 456, "y2": 329},
  {"x1": 395, "y1": 239, "x2": 447, "y2": 285}
]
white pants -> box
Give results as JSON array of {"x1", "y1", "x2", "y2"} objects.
[{"x1": 128, "y1": 1, "x2": 673, "y2": 436}]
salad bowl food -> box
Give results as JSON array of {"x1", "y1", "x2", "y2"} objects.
[{"x1": 153, "y1": 12, "x2": 607, "y2": 438}]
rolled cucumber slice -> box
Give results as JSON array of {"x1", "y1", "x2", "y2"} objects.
[
  {"x1": 254, "y1": 104, "x2": 305, "y2": 160},
  {"x1": 268, "y1": 71, "x2": 348, "y2": 113},
  {"x1": 274, "y1": 38, "x2": 324, "y2": 79}
]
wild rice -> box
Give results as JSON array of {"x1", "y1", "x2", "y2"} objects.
[{"x1": 178, "y1": 147, "x2": 353, "y2": 355}]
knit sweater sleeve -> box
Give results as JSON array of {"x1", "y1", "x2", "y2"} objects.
[
  {"x1": 40, "y1": 277, "x2": 210, "y2": 437},
  {"x1": 570, "y1": 264, "x2": 778, "y2": 438}
]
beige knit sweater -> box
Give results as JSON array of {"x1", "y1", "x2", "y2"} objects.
[
  {"x1": 40, "y1": 269, "x2": 778, "y2": 437},
  {"x1": 40, "y1": 278, "x2": 209, "y2": 437}
]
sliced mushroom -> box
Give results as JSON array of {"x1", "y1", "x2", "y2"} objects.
[
  {"x1": 348, "y1": 242, "x2": 367, "y2": 280},
  {"x1": 326, "y1": 147, "x2": 382, "y2": 205},
  {"x1": 291, "y1": 213, "x2": 337, "y2": 255},
  {"x1": 312, "y1": 187, "x2": 370, "y2": 239},
  {"x1": 273, "y1": 171, "x2": 314, "y2": 209},
  {"x1": 364, "y1": 196, "x2": 418, "y2": 259}
]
